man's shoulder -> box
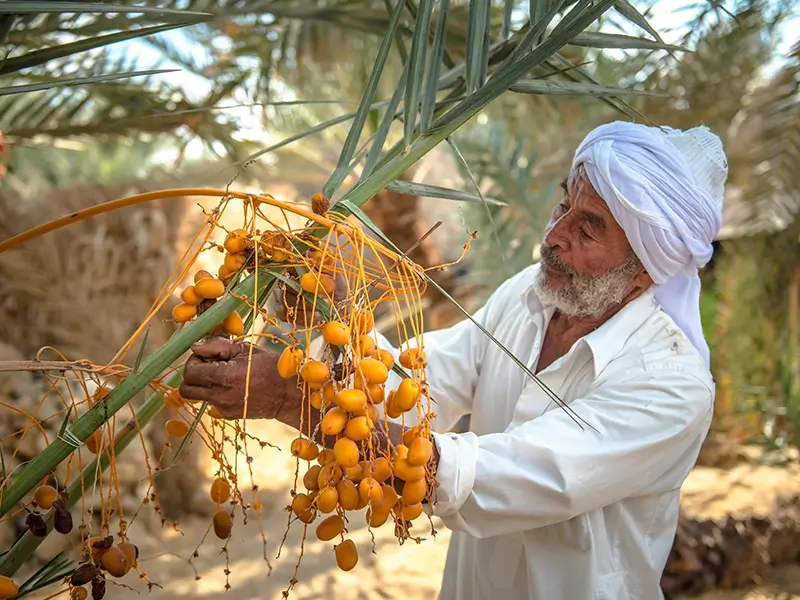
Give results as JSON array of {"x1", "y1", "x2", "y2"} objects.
[{"x1": 612, "y1": 307, "x2": 714, "y2": 393}]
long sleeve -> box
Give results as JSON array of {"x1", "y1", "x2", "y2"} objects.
[{"x1": 428, "y1": 368, "x2": 714, "y2": 539}]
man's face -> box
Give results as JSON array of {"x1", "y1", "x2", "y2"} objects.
[{"x1": 534, "y1": 166, "x2": 647, "y2": 318}]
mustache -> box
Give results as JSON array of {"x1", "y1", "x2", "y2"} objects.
[{"x1": 539, "y1": 244, "x2": 577, "y2": 276}]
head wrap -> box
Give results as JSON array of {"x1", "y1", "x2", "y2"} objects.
[{"x1": 571, "y1": 121, "x2": 728, "y2": 366}]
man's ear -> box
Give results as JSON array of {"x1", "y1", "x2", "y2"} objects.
[{"x1": 632, "y1": 267, "x2": 654, "y2": 291}]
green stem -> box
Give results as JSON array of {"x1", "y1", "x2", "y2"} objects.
[
  {"x1": 0, "y1": 373, "x2": 179, "y2": 578},
  {"x1": 0, "y1": 273, "x2": 273, "y2": 520},
  {"x1": 365, "y1": 84, "x2": 466, "y2": 179}
]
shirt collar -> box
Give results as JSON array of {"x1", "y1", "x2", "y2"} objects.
[{"x1": 521, "y1": 263, "x2": 659, "y2": 378}]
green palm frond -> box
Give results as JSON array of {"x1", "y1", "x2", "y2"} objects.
[
  {"x1": 0, "y1": 22, "x2": 197, "y2": 76},
  {"x1": 2, "y1": 50, "x2": 253, "y2": 160},
  {"x1": 446, "y1": 119, "x2": 570, "y2": 294},
  {"x1": 3, "y1": 550, "x2": 73, "y2": 598},
  {"x1": 0, "y1": 0, "x2": 678, "y2": 158},
  {"x1": 0, "y1": 68, "x2": 177, "y2": 97},
  {"x1": 0, "y1": 3, "x2": 240, "y2": 149},
  {"x1": 1, "y1": 4, "x2": 211, "y2": 79},
  {"x1": 249, "y1": 0, "x2": 683, "y2": 177}
]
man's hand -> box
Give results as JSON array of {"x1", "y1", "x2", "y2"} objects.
[{"x1": 179, "y1": 337, "x2": 310, "y2": 429}]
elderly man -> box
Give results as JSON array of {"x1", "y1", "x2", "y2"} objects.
[{"x1": 180, "y1": 121, "x2": 727, "y2": 599}]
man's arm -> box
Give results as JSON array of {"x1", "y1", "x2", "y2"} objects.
[{"x1": 423, "y1": 369, "x2": 713, "y2": 539}]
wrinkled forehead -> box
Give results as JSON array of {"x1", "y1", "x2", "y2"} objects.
[
  {"x1": 568, "y1": 162, "x2": 587, "y2": 184},
  {"x1": 561, "y1": 164, "x2": 636, "y2": 245},
  {"x1": 567, "y1": 163, "x2": 591, "y2": 190},
  {"x1": 564, "y1": 164, "x2": 610, "y2": 211}
]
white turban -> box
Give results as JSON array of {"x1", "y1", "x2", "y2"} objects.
[{"x1": 572, "y1": 121, "x2": 728, "y2": 366}]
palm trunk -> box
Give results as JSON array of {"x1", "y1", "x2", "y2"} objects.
[
  {"x1": 362, "y1": 168, "x2": 464, "y2": 332},
  {"x1": 662, "y1": 495, "x2": 800, "y2": 598}
]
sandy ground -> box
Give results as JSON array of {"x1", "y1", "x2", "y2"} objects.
[
  {"x1": 62, "y1": 420, "x2": 454, "y2": 600},
  {"x1": 693, "y1": 567, "x2": 800, "y2": 600},
  {"x1": 24, "y1": 419, "x2": 800, "y2": 600}
]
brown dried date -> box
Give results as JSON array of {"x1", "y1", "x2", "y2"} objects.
[
  {"x1": 25, "y1": 511, "x2": 47, "y2": 537},
  {"x1": 91, "y1": 575, "x2": 106, "y2": 600},
  {"x1": 70, "y1": 563, "x2": 101, "y2": 587},
  {"x1": 53, "y1": 499, "x2": 73, "y2": 534}
]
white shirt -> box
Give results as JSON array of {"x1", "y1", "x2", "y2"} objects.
[{"x1": 376, "y1": 263, "x2": 714, "y2": 600}]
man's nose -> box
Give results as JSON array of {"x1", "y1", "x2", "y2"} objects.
[{"x1": 543, "y1": 213, "x2": 572, "y2": 251}]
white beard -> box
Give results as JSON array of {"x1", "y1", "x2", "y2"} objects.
[{"x1": 533, "y1": 251, "x2": 641, "y2": 319}]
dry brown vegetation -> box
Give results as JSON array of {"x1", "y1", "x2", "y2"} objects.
[{"x1": 0, "y1": 183, "x2": 213, "y2": 567}]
